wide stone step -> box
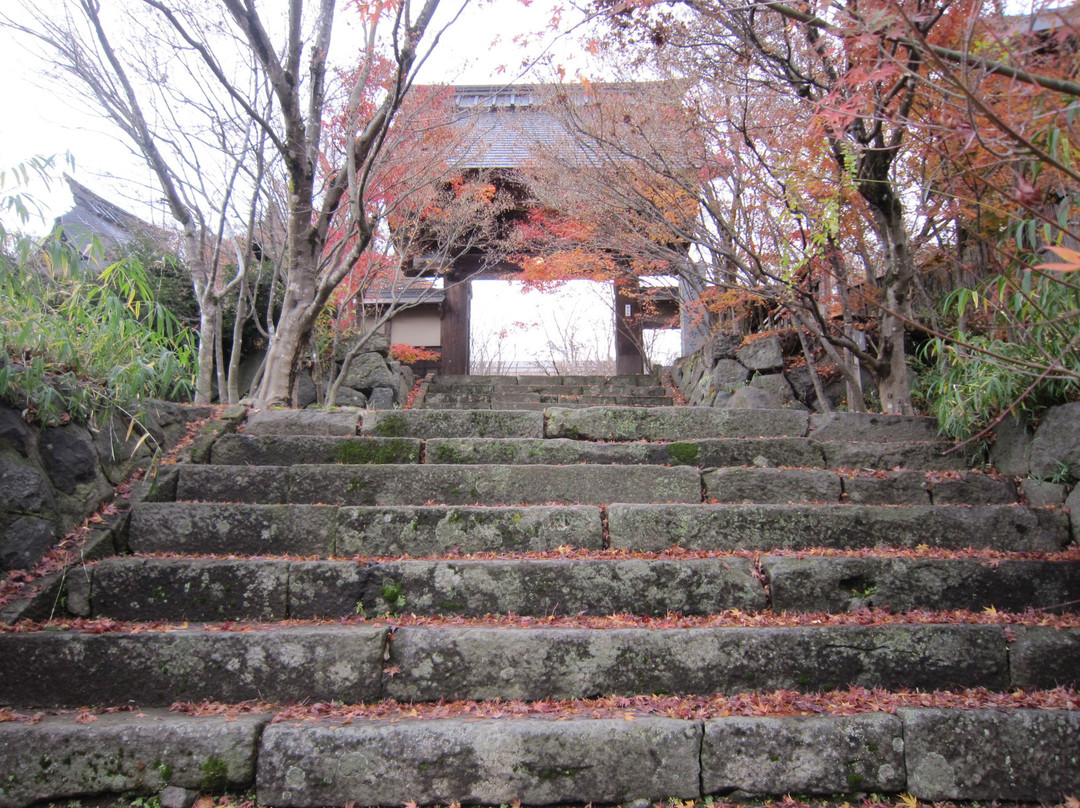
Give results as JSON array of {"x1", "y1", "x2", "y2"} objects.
[
  {"x1": 128, "y1": 503, "x2": 604, "y2": 556},
  {"x1": 425, "y1": 437, "x2": 822, "y2": 466},
  {"x1": 173, "y1": 463, "x2": 702, "y2": 505},
  {"x1": 381, "y1": 624, "x2": 1019, "y2": 701},
  {"x1": 4, "y1": 623, "x2": 1074, "y2": 708},
  {"x1": 607, "y1": 503, "x2": 1071, "y2": 552},
  {"x1": 68, "y1": 552, "x2": 1080, "y2": 622},
  {"x1": 69, "y1": 556, "x2": 767, "y2": 621},
  {"x1": 4, "y1": 708, "x2": 1078, "y2": 807},
  {"x1": 210, "y1": 434, "x2": 966, "y2": 471}
]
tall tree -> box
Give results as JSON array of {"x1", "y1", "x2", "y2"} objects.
[{"x1": 3, "y1": 0, "x2": 461, "y2": 406}]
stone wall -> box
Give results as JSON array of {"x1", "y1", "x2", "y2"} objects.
[
  {"x1": 990, "y1": 401, "x2": 1080, "y2": 516},
  {"x1": 0, "y1": 400, "x2": 213, "y2": 572},
  {"x1": 244, "y1": 332, "x2": 416, "y2": 409},
  {"x1": 670, "y1": 330, "x2": 854, "y2": 411}
]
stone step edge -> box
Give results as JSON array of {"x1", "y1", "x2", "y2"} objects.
[{"x1": 1, "y1": 708, "x2": 1076, "y2": 807}]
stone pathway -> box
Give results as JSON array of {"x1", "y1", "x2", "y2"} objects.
[{"x1": 1, "y1": 379, "x2": 1078, "y2": 807}]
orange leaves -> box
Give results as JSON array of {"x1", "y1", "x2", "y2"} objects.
[
  {"x1": 168, "y1": 685, "x2": 1080, "y2": 725},
  {"x1": 1034, "y1": 246, "x2": 1080, "y2": 273}
]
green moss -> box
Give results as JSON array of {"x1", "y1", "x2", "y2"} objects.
[
  {"x1": 847, "y1": 772, "x2": 864, "y2": 788},
  {"x1": 346, "y1": 477, "x2": 367, "y2": 493},
  {"x1": 668, "y1": 442, "x2": 700, "y2": 466},
  {"x1": 199, "y1": 756, "x2": 229, "y2": 792},
  {"x1": 153, "y1": 758, "x2": 173, "y2": 783},
  {"x1": 372, "y1": 414, "x2": 408, "y2": 437},
  {"x1": 333, "y1": 438, "x2": 416, "y2": 464},
  {"x1": 379, "y1": 580, "x2": 406, "y2": 613},
  {"x1": 434, "y1": 444, "x2": 463, "y2": 463}
]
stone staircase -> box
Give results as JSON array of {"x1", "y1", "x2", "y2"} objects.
[{"x1": 1, "y1": 379, "x2": 1079, "y2": 808}]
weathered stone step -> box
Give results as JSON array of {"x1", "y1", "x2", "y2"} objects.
[
  {"x1": 69, "y1": 556, "x2": 767, "y2": 621},
  {"x1": 424, "y1": 436, "x2": 814, "y2": 466},
  {"x1": 4, "y1": 708, "x2": 1078, "y2": 808},
  {"x1": 3, "y1": 623, "x2": 1074, "y2": 708},
  {"x1": 607, "y1": 503, "x2": 1071, "y2": 552},
  {"x1": 211, "y1": 434, "x2": 965, "y2": 471},
  {"x1": 383, "y1": 624, "x2": 1050, "y2": 701},
  {"x1": 174, "y1": 463, "x2": 702, "y2": 505},
  {"x1": 67, "y1": 553, "x2": 1080, "y2": 622},
  {"x1": 212, "y1": 435, "x2": 421, "y2": 466},
  {"x1": 255, "y1": 709, "x2": 1080, "y2": 806},
  {"x1": 703, "y1": 468, "x2": 1018, "y2": 505},
  {"x1": 763, "y1": 555, "x2": 1080, "y2": 613},
  {"x1": 128, "y1": 503, "x2": 603, "y2": 556}
]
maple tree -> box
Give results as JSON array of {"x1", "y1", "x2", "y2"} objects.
[{"x1": 541, "y1": 0, "x2": 1080, "y2": 419}]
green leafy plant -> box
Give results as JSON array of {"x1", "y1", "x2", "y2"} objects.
[
  {"x1": 0, "y1": 158, "x2": 196, "y2": 430},
  {"x1": 921, "y1": 265, "x2": 1080, "y2": 441}
]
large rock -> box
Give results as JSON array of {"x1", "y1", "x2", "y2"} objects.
[
  {"x1": 38, "y1": 423, "x2": 98, "y2": 494},
  {"x1": 702, "y1": 713, "x2": 905, "y2": 795},
  {"x1": 341, "y1": 351, "x2": 395, "y2": 391},
  {"x1": 711, "y1": 359, "x2": 750, "y2": 394},
  {"x1": 749, "y1": 372, "x2": 797, "y2": 406},
  {"x1": 1028, "y1": 401, "x2": 1080, "y2": 481},
  {"x1": 724, "y1": 386, "x2": 781, "y2": 410},
  {"x1": 0, "y1": 408, "x2": 34, "y2": 457},
  {"x1": 736, "y1": 334, "x2": 784, "y2": 371},
  {"x1": 0, "y1": 711, "x2": 266, "y2": 808},
  {"x1": 257, "y1": 718, "x2": 702, "y2": 807},
  {"x1": 0, "y1": 459, "x2": 55, "y2": 514},
  {"x1": 1, "y1": 515, "x2": 57, "y2": 571},
  {"x1": 900, "y1": 708, "x2": 1080, "y2": 801},
  {"x1": 989, "y1": 414, "x2": 1034, "y2": 476}
]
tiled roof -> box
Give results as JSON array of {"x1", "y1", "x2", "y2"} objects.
[{"x1": 447, "y1": 84, "x2": 594, "y2": 170}]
